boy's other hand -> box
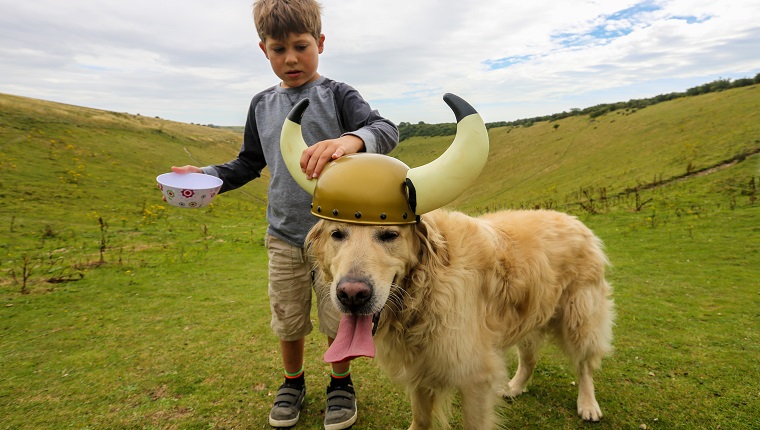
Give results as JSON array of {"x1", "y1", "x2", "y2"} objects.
[
  {"x1": 300, "y1": 135, "x2": 364, "y2": 179},
  {"x1": 161, "y1": 166, "x2": 202, "y2": 202},
  {"x1": 171, "y1": 165, "x2": 202, "y2": 174}
]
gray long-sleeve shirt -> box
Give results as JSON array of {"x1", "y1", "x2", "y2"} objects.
[{"x1": 202, "y1": 76, "x2": 399, "y2": 247}]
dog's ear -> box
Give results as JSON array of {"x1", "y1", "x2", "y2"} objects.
[
  {"x1": 305, "y1": 219, "x2": 325, "y2": 262},
  {"x1": 305, "y1": 221, "x2": 332, "y2": 298},
  {"x1": 305, "y1": 220, "x2": 332, "y2": 284},
  {"x1": 414, "y1": 214, "x2": 450, "y2": 268}
]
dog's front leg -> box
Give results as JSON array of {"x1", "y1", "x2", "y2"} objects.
[
  {"x1": 408, "y1": 386, "x2": 436, "y2": 430},
  {"x1": 460, "y1": 383, "x2": 497, "y2": 430}
]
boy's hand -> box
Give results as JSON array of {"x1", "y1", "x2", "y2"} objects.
[
  {"x1": 161, "y1": 166, "x2": 202, "y2": 202},
  {"x1": 171, "y1": 165, "x2": 202, "y2": 174},
  {"x1": 300, "y1": 135, "x2": 364, "y2": 179}
]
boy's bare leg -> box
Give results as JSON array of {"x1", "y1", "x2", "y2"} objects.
[
  {"x1": 280, "y1": 337, "x2": 352, "y2": 374},
  {"x1": 280, "y1": 338, "x2": 305, "y2": 374}
]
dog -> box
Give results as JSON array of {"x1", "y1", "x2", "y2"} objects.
[{"x1": 308, "y1": 208, "x2": 615, "y2": 429}]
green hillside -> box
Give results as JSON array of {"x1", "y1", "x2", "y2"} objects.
[
  {"x1": 393, "y1": 84, "x2": 760, "y2": 213},
  {"x1": 1, "y1": 89, "x2": 758, "y2": 429},
  {"x1": 2, "y1": 85, "x2": 756, "y2": 229},
  {"x1": 0, "y1": 93, "x2": 269, "y2": 253}
]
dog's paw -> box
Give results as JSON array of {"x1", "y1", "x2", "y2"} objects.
[
  {"x1": 496, "y1": 382, "x2": 524, "y2": 398},
  {"x1": 577, "y1": 398, "x2": 603, "y2": 422}
]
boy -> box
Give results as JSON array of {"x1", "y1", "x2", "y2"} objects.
[{"x1": 171, "y1": 1, "x2": 398, "y2": 428}]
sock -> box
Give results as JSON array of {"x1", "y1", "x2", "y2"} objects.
[
  {"x1": 329, "y1": 367, "x2": 353, "y2": 389},
  {"x1": 284, "y1": 366, "x2": 305, "y2": 387}
]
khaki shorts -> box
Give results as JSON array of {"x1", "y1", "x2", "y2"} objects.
[{"x1": 265, "y1": 233, "x2": 340, "y2": 341}]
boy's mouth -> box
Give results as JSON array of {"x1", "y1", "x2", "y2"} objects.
[{"x1": 285, "y1": 70, "x2": 302, "y2": 78}]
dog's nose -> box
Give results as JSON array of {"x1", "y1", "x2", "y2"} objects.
[{"x1": 336, "y1": 277, "x2": 372, "y2": 310}]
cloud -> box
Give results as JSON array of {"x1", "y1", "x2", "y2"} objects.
[{"x1": 1, "y1": 0, "x2": 758, "y2": 125}]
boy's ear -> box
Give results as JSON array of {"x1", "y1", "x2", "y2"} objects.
[
  {"x1": 318, "y1": 34, "x2": 325, "y2": 54},
  {"x1": 259, "y1": 41, "x2": 269, "y2": 59}
]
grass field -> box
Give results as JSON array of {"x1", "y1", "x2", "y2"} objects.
[{"x1": 1, "y1": 88, "x2": 759, "y2": 429}]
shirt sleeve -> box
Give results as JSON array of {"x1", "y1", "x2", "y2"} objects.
[
  {"x1": 203, "y1": 97, "x2": 268, "y2": 194},
  {"x1": 329, "y1": 81, "x2": 399, "y2": 155}
]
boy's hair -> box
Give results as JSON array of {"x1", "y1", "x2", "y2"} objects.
[{"x1": 253, "y1": 0, "x2": 322, "y2": 42}]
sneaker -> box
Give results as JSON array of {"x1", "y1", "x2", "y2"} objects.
[
  {"x1": 269, "y1": 382, "x2": 306, "y2": 428},
  {"x1": 324, "y1": 384, "x2": 357, "y2": 430}
]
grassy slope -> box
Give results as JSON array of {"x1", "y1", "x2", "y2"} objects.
[
  {"x1": 0, "y1": 93, "x2": 270, "y2": 253},
  {"x1": 1, "y1": 89, "x2": 759, "y2": 429},
  {"x1": 393, "y1": 84, "x2": 760, "y2": 213}
]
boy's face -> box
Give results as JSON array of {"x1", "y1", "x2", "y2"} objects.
[{"x1": 259, "y1": 32, "x2": 325, "y2": 89}]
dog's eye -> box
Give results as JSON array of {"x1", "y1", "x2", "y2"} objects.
[
  {"x1": 330, "y1": 229, "x2": 346, "y2": 241},
  {"x1": 377, "y1": 230, "x2": 400, "y2": 243}
]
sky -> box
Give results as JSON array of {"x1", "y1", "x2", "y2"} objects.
[{"x1": 1, "y1": 0, "x2": 759, "y2": 126}]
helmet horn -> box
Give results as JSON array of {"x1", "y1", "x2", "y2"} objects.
[
  {"x1": 280, "y1": 94, "x2": 489, "y2": 220},
  {"x1": 280, "y1": 98, "x2": 317, "y2": 195},
  {"x1": 405, "y1": 93, "x2": 489, "y2": 215}
]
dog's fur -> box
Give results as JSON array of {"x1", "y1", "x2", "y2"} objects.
[{"x1": 307, "y1": 209, "x2": 615, "y2": 429}]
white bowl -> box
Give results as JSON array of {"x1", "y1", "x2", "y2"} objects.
[{"x1": 156, "y1": 172, "x2": 223, "y2": 208}]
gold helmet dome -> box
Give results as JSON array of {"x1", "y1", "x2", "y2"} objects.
[
  {"x1": 311, "y1": 153, "x2": 414, "y2": 224},
  {"x1": 280, "y1": 94, "x2": 489, "y2": 225}
]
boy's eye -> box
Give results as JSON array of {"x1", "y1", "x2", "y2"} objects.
[
  {"x1": 272, "y1": 47, "x2": 285, "y2": 54},
  {"x1": 296, "y1": 45, "x2": 308, "y2": 51}
]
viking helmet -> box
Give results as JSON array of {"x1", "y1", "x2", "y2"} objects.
[{"x1": 280, "y1": 93, "x2": 489, "y2": 225}]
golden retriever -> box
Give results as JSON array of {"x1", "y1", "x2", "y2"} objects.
[{"x1": 307, "y1": 209, "x2": 615, "y2": 429}]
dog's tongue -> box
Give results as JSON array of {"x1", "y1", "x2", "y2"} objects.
[{"x1": 324, "y1": 314, "x2": 376, "y2": 363}]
